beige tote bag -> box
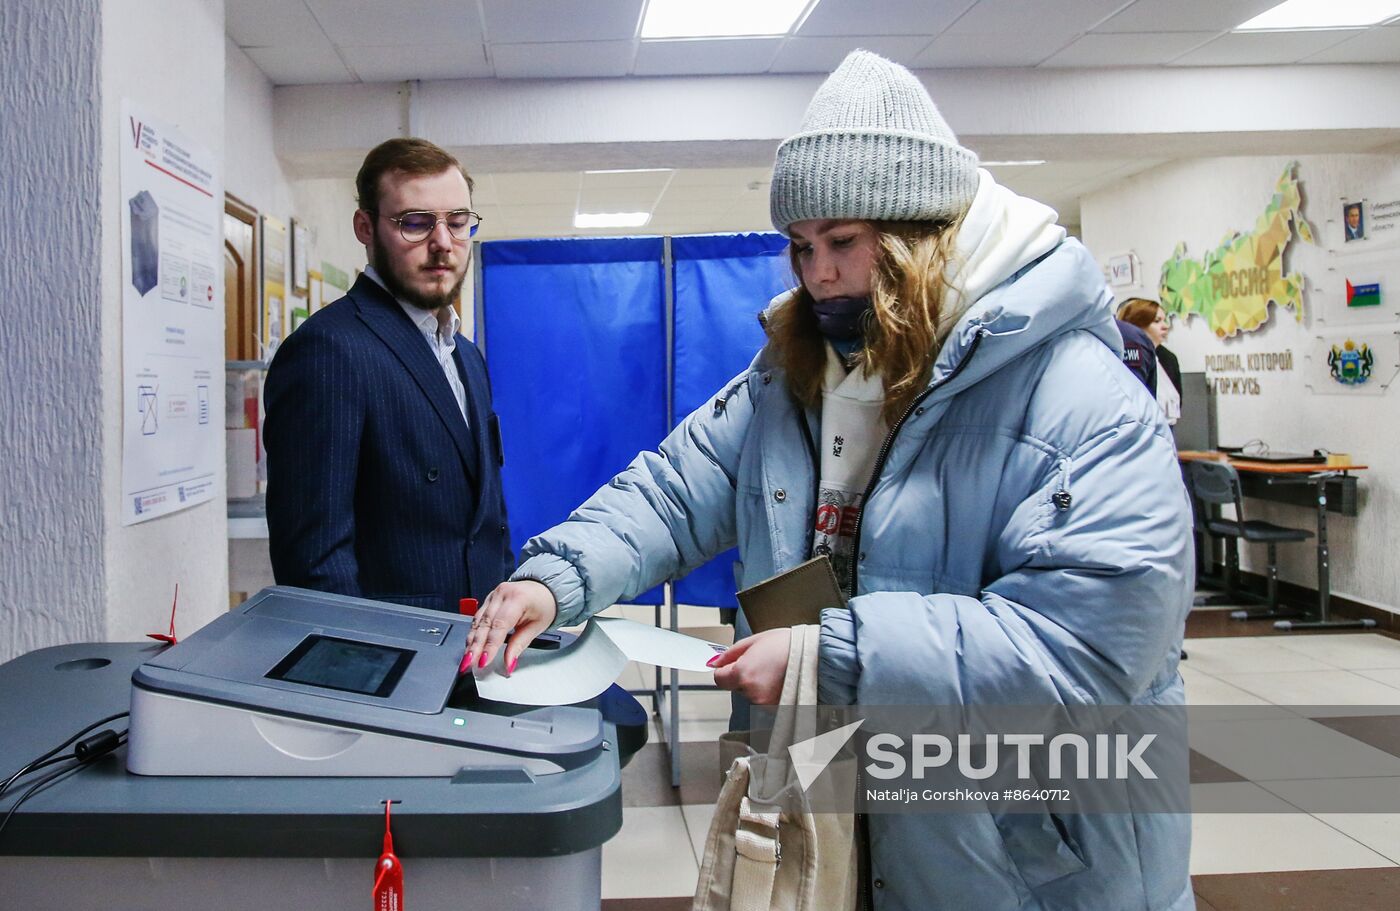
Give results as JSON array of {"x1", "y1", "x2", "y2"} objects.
[{"x1": 692, "y1": 625, "x2": 858, "y2": 911}]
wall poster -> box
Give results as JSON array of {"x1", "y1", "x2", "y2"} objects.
[{"x1": 119, "y1": 99, "x2": 222, "y2": 525}]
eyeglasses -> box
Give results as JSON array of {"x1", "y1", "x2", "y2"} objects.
[{"x1": 374, "y1": 209, "x2": 482, "y2": 243}]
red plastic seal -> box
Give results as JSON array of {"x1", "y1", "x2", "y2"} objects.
[{"x1": 372, "y1": 801, "x2": 404, "y2": 910}]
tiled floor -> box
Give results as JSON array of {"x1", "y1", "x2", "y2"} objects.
[{"x1": 596, "y1": 602, "x2": 1400, "y2": 910}]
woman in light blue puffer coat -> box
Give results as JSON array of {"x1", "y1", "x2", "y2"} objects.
[{"x1": 467, "y1": 50, "x2": 1194, "y2": 911}]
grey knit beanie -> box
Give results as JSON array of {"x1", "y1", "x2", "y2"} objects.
[{"x1": 770, "y1": 49, "x2": 979, "y2": 235}]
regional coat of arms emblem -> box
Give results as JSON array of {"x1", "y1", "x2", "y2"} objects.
[{"x1": 1328, "y1": 339, "x2": 1374, "y2": 385}]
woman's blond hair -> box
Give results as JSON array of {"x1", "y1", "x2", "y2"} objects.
[{"x1": 767, "y1": 220, "x2": 961, "y2": 426}]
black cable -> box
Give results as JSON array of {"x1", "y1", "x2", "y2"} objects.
[
  {"x1": 0, "y1": 711, "x2": 128, "y2": 798},
  {"x1": 0, "y1": 754, "x2": 73, "y2": 790},
  {"x1": 0, "y1": 733, "x2": 127, "y2": 845},
  {"x1": 0, "y1": 735, "x2": 126, "y2": 844}
]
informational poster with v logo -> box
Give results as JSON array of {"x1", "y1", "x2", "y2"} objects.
[{"x1": 120, "y1": 99, "x2": 222, "y2": 525}]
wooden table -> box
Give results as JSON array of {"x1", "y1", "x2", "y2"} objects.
[{"x1": 1177, "y1": 451, "x2": 1372, "y2": 631}]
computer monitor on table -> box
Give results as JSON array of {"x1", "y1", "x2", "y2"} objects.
[{"x1": 1171, "y1": 372, "x2": 1215, "y2": 452}]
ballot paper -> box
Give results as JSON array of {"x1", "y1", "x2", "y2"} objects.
[{"x1": 472, "y1": 617, "x2": 727, "y2": 706}]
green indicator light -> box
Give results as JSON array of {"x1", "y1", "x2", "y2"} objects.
[{"x1": 453, "y1": 717, "x2": 465, "y2": 726}]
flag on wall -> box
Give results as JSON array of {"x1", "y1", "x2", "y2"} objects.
[{"x1": 1345, "y1": 279, "x2": 1381, "y2": 308}]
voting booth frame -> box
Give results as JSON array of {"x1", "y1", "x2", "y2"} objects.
[{"x1": 478, "y1": 232, "x2": 793, "y2": 784}]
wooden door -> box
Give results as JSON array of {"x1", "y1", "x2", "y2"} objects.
[{"x1": 224, "y1": 195, "x2": 259, "y2": 362}]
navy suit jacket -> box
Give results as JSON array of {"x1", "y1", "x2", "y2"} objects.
[{"x1": 264, "y1": 274, "x2": 513, "y2": 612}]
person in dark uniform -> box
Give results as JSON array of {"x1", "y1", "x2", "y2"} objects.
[
  {"x1": 1119, "y1": 298, "x2": 1179, "y2": 425},
  {"x1": 1115, "y1": 316, "x2": 1157, "y2": 396}
]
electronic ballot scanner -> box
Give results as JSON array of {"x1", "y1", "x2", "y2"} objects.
[
  {"x1": 0, "y1": 587, "x2": 643, "y2": 910},
  {"x1": 127, "y1": 586, "x2": 629, "y2": 777}
]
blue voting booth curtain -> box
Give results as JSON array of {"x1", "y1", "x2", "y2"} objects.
[
  {"x1": 481, "y1": 237, "x2": 667, "y2": 604},
  {"x1": 670, "y1": 232, "x2": 794, "y2": 607}
]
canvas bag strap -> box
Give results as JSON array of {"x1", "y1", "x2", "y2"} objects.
[
  {"x1": 771, "y1": 625, "x2": 821, "y2": 750},
  {"x1": 729, "y1": 796, "x2": 783, "y2": 909}
]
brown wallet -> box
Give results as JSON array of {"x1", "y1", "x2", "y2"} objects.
[{"x1": 735, "y1": 555, "x2": 847, "y2": 633}]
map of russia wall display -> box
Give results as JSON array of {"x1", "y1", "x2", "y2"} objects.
[{"x1": 1159, "y1": 163, "x2": 1314, "y2": 338}]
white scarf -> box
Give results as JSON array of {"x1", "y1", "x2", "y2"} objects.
[{"x1": 811, "y1": 346, "x2": 886, "y2": 595}]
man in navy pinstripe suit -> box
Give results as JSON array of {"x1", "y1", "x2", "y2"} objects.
[{"x1": 264, "y1": 138, "x2": 512, "y2": 613}]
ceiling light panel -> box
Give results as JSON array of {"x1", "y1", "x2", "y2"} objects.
[
  {"x1": 574, "y1": 212, "x2": 652, "y2": 228},
  {"x1": 1236, "y1": 0, "x2": 1400, "y2": 30},
  {"x1": 640, "y1": 0, "x2": 812, "y2": 38}
]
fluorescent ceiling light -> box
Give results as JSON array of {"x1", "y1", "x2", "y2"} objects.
[
  {"x1": 574, "y1": 212, "x2": 652, "y2": 228},
  {"x1": 640, "y1": 0, "x2": 811, "y2": 39},
  {"x1": 981, "y1": 159, "x2": 1047, "y2": 167},
  {"x1": 1236, "y1": 0, "x2": 1400, "y2": 30}
]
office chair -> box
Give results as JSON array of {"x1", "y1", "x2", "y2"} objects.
[
  {"x1": 1185, "y1": 459, "x2": 1312, "y2": 621},
  {"x1": 1182, "y1": 462, "x2": 1236, "y2": 608}
]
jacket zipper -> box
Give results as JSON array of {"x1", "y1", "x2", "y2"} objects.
[
  {"x1": 847, "y1": 330, "x2": 984, "y2": 911},
  {"x1": 795, "y1": 396, "x2": 820, "y2": 510}
]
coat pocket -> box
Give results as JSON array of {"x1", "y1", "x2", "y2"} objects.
[{"x1": 993, "y1": 809, "x2": 1088, "y2": 892}]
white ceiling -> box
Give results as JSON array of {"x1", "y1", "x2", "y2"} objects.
[
  {"x1": 226, "y1": 0, "x2": 1400, "y2": 236},
  {"x1": 227, "y1": 0, "x2": 1400, "y2": 83}
]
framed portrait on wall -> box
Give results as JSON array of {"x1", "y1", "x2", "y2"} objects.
[
  {"x1": 1342, "y1": 201, "x2": 1366, "y2": 243},
  {"x1": 291, "y1": 217, "x2": 310, "y2": 295}
]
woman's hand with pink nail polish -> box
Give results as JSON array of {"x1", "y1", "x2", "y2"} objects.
[
  {"x1": 464, "y1": 580, "x2": 557, "y2": 675},
  {"x1": 710, "y1": 628, "x2": 790, "y2": 705}
]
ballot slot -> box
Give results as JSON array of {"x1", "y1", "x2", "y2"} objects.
[{"x1": 244, "y1": 592, "x2": 453, "y2": 645}]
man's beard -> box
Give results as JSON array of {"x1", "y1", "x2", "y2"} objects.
[{"x1": 371, "y1": 229, "x2": 466, "y2": 311}]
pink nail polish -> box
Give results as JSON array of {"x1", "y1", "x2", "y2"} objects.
[
  {"x1": 459, "y1": 653, "x2": 472, "y2": 675},
  {"x1": 506, "y1": 655, "x2": 518, "y2": 675},
  {"x1": 706, "y1": 654, "x2": 723, "y2": 668},
  {"x1": 478, "y1": 650, "x2": 489, "y2": 669}
]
